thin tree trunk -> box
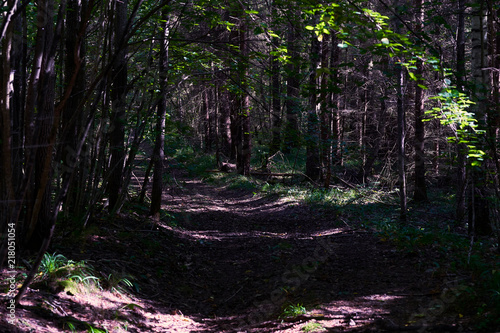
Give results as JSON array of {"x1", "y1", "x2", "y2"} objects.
[
  {"x1": 283, "y1": 16, "x2": 301, "y2": 152},
  {"x1": 397, "y1": 64, "x2": 407, "y2": 222},
  {"x1": 60, "y1": 0, "x2": 86, "y2": 218},
  {"x1": 320, "y1": 35, "x2": 331, "y2": 187},
  {"x1": 455, "y1": 0, "x2": 467, "y2": 225},
  {"x1": 25, "y1": 0, "x2": 58, "y2": 250},
  {"x1": 305, "y1": 30, "x2": 320, "y2": 181},
  {"x1": 150, "y1": 11, "x2": 169, "y2": 219},
  {"x1": 469, "y1": 1, "x2": 491, "y2": 235},
  {"x1": 239, "y1": 19, "x2": 251, "y2": 176},
  {"x1": 269, "y1": 35, "x2": 282, "y2": 155},
  {"x1": 0, "y1": 0, "x2": 18, "y2": 265},
  {"x1": 413, "y1": 0, "x2": 428, "y2": 202},
  {"x1": 107, "y1": 0, "x2": 128, "y2": 212}
]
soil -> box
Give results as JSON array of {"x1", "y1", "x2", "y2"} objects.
[{"x1": 1, "y1": 170, "x2": 471, "y2": 332}]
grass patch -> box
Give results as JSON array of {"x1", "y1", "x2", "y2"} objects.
[
  {"x1": 280, "y1": 303, "x2": 307, "y2": 319},
  {"x1": 302, "y1": 321, "x2": 325, "y2": 332}
]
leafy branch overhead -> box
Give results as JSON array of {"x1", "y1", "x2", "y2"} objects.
[{"x1": 302, "y1": 1, "x2": 485, "y2": 166}]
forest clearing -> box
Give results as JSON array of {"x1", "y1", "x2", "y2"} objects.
[{"x1": 1, "y1": 0, "x2": 500, "y2": 332}]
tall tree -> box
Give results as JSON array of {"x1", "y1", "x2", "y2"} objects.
[
  {"x1": 107, "y1": 0, "x2": 128, "y2": 212},
  {"x1": 413, "y1": 0, "x2": 428, "y2": 202},
  {"x1": 150, "y1": 10, "x2": 170, "y2": 220},
  {"x1": 269, "y1": 34, "x2": 282, "y2": 155},
  {"x1": 469, "y1": 0, "x2": 492, "y2": 235},
  {"x1": 25, "y1": 0, "x2": 60, "y2": 250},
  {"x1": 305, "y1": 26, "x2": 320, "y2": 181},
  {"x1": 60, "y1": 0, "x2": 87, "y2": 218},
  {"x1": 283, "y1": 8, "x2": 301, "y2": 152},
  {"x1": 455, "y1": 0, "x2": 467, "y2": 225},
  {"x1": 0, "y1": 0, "x2": 19, "y2": 264},
  {"x1": 319, "y1": 35, "x2": 331, "y2": 187}
]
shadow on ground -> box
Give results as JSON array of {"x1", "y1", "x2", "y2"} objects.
[{"x1": 8, "y1": 176, "x2": 465, "y2": 332}]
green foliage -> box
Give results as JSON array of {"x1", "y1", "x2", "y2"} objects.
[
  {"x1": 302, "y1": 321, "x2": 325, "y2": 332},
  {"x1": 426, "y1": 85, "x2": 485, "y2": 166},
  {"x1": 102, "y1": 273, "x2": 135, "y2": 295},
  {"x1": 361, "y1": 200, "x2": 500, "y2": 330},
  {"x1": 86, "y1": 324, "x2": 108, "y2": 333},
  {"x1": 280, "y1": 303, "x2": 307, "y2": 318},
  {"x1": 227, "y1": 175, "x2": 260, "y2": 191},
  {"x1": 37, "y1": 252, "x2": 101, "y2": 295},
  {"x1": 40, "y1": 253, "x2": 69, "y2": 277},
  {"x1": 39, "y1": 253, "x2": 96, "y2": 284}
]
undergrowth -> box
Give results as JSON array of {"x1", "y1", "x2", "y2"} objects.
[
  {"x1": 201, "y1": 163, "x2": 499, "y2": 330},
  {"x1": 147, "y1": 149, "x2": 500, "y2": 330}
]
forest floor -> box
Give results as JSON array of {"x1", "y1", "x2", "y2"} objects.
[{"x1": 2, "y1": 168, "x2": 480, "y2": 332}]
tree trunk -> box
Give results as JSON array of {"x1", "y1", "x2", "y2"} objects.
[
  {"x1": 397, "y1": 65, "x2": 407, "y2": 222},
  {"x1": 61, "y1": 0, "x2": 86, "y2": 218},
  {"x1": 305, "y1": 30, "x2": 320, "y2": 181},
  {"x1": 107, "y1": 0, "x2": 128, "y2": 212},
  {"x1": 269, "y1": 35, "x2": 282, "y2": 155},
  {"x1": 413, "y1": 0, "x2": 428, "y2": 202},
  {"x1": 455, "y1": 0, "x2": 467, "y2": 225},
  {"x1": 238, "y1": 19, "x2": 251, "y2": 176},
  {"x1": 25, "y1": 0, "x2": 58, "y2": 251},
  {"x1": 283, "y1": 16, "x2": 301, "y2": 152},
  {"x1": 150, "y1": 11, "x2": 169, "y2": 220},
  {"x1": 320, "y1": 35, "x2": 331, "y2": 187},
  {"x1": 393, "y1": 0, "x2": 407, "y2": 222},
  {"x1": 0, "y1": 0, "x2": 18, "y2": 263},
  {"x1": 469, "y1": 1, "x2": 492, "y2": 235}
]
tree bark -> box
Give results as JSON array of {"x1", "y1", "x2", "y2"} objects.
[
  {"x1": 320, "y1": 35, "x2": 331, "y2": 187},
  {"x1": 305, "y1": 30, "x2": 320, "y2": 181},
  {"x1": 238, "y1": 19, "x2": 251, "y2": 176},
  {"x1": 455, "y1": 0, "x2": 467, "y2": 225},
  {"x1": 107, "y1": 0, "x2": 128, "y2": 212},
  {"x1": 469, "y1": 1, "x2": 492, "y2": 235},
  {"x1": 283, "y1": 14, "x2": 301, "y2": 152},
  {"x1": 269, "y1": 35, "x2": 282, "y2": 155},
  {"x1": 150, "y1": 11, "x2": 169, "y2": 220},
  {"x1": 413, "y1": 0, "x2": 428, "y2": 202},
  {"x1": 25, "y1": 0, "x2": 59, "y2": 251}
]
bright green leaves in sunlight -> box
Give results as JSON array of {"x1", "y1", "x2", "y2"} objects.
[
  {"x1": 426, "y1": 84, "x2": 485, "y2": 167},
  {"x1": 302, "y1": 1, "x2": 485, "y2": 167}
]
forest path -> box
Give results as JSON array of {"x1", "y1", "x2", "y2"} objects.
[
  {"x1": 137, "y1": 174, "x2": 458, "y2": 332},
  {"x1": 6, "y1": 172, "x2": 463, "y2": 333}
]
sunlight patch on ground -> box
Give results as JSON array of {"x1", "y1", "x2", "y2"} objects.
[
  {"x1": 311, "y1": 228, "x2": 344, "y2": 237},
  {"x1": 360, "y1": 294, "x2": 404, "y2": 302},
  {"x1": 167, "y1": 194, "x2": 297, "y2": 216}
]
